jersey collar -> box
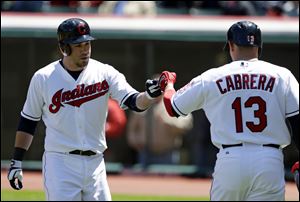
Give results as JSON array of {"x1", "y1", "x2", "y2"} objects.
[{"x1": 248, "y1": 58, "x2": 258, "y2": 62}]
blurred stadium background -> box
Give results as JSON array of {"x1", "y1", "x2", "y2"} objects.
[{"x1": 1, "y1": 0, "x2": 299, "y2": 184}]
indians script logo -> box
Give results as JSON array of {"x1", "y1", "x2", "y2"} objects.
[{"x1": 49, "y1": 80, "x2": 109, "y2": 113}]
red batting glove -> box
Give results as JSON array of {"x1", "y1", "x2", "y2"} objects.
[{"x1": 158, "y1": 71, "x2": 177, "y2": 91}]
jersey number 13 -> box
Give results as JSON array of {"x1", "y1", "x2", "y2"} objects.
[{"x1": 232, "y1": 96, "x2": 267, "y2": 133}]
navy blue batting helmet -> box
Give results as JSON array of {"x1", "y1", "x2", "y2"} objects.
[
  {"x1": 57, "y1": 18, "x2": 95, "y2": 56},
  {"x1": 224, "y1": 21, "x2": 262, "y2": 56},
  {"x1": 57, "y1": 18, "x2": 95, "y2": 44}
]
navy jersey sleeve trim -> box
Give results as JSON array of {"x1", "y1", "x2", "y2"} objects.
[
  {"x1": 21, "y1": 111, "x2": 40, "y2": 121},
  {"x1": 124, "y1": 93, "x2": 145, "y2": 112},
  {"x1": 286, "y1": 110, "x2": 299, "y2": 117},
  {"x1": 172, "y1": 100, "x2": 187, "y2": 116},
  {"x1": 171, "y1": 107, "x2": 180, "y2": 118},
  {"x1": 120, "y1": 92, "x2": 136, "y2": 107}
]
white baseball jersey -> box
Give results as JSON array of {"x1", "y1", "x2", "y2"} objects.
[
  {"x1": 171, "y1": 59, "x2": 299, "y2": 149},
  {"x1": 21, "y1": 58, "x2": 138, "y2": 153}
]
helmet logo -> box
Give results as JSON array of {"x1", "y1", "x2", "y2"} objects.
[
  {"x1": 77, "y1": 22, "x2": 87, "y2": 35},
  {"x1": 247, "y1": 35, "x2": 255, "y2": 45}
]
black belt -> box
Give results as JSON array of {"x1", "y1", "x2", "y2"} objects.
[
  {"x1": 69, "y1": 150, "x2": 96, "y2": 156},
  {"x1": 222, "y1": 143, "x2": 280, "y2": 149}
]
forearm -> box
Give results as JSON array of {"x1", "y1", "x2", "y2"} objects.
[
  {"x1": 165, "y1": 83, "x2": 175, "y2": 91},
  {"x1": 163, "y1": 84, "x2": 178, "y2": 117},
  {"x1": 136, "y1": 92, "x2": 161, "y2": 110},
  {"x1": 15, "y1": 131, "x2": 34, "y2": 150}
]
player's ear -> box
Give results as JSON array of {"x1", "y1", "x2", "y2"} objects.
[
  {"x1": 58, "y1": 44, "x2": 67, "y2": 56},
  {"x1": 58, "y1": 42, "x2": 71, "y2": 56},
  {"x1": 228, "y1": 41, "x2": 235, "y2": 52}
]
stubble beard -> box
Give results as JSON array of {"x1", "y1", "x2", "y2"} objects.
[{"x1": 76, "y1": 58, "x2": 89, "y2": 69}]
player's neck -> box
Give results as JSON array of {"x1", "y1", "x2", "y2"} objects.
[
  {"x1": 233, "y1": 55, "x2": 258, "y2": 61},
  {"x1": 62, "y1": 58, "x2": 85, "y2": 71}
]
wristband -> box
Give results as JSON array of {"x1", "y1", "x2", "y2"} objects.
[{"x1": 13, "y1": 147, "x2": 26, "y2": 161}]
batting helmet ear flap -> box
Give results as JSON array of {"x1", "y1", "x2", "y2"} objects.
[{"x1": 59, "y1": 42, "x2": 71, "y2": 56}]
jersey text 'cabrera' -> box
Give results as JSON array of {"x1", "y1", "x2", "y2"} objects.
[{"x1": 216, "y1": 73, "x2": 276, "y2": 94}]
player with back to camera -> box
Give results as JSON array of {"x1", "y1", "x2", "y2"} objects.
[
  {"x1": 7, "y1": 18, "x2": 162, "y2": 201},
  {"x1": 158, "y1": 20, "x2": 299, "y2": 200}
]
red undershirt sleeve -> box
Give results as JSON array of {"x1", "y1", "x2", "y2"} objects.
[{"x1": 163, "y1": 88, "x2": 179, "y2": 117}]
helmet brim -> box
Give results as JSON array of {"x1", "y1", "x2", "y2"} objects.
[{"x1": 64, "y1": 35, "x2": 95, "y2": 44}]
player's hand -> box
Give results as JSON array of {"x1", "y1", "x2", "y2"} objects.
[
  {"x1": 158, "y1": 71, "x2": 177, "y2": 91},
  {"x1": 7, "y1": 159, "x2": 23, "y2": 190},
  {"x1": 291, "y1": 161, "x2": 299, "y2": 191},
  {"x1": 145, "y1": 79, "x2": 162, "y2": 99}
]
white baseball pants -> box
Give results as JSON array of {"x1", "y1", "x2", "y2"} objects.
[
  {"x1": 210, "y1": 143, "x2": 285, "y2": 201},
  {"x1": 42, "y1": 151, "x2": 111, "y2": 201}
]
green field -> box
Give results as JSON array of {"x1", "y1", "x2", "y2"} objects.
[{"x1": 1, "y1": 189, "x2": 209, "y2": 201}]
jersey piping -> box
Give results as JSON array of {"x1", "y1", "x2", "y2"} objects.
[
  {"x1": 21, "y1": 111, "x2": 41, "y2": 121},
  {"x1": 120, "y1": 91, "x2": 138, "y2": 109},
  {"x1": 286, "y1": 110, "x2": 299, "y2": 117},
  {"x1": 172, "y1": 98, "x2": 187, "y2": 116}
]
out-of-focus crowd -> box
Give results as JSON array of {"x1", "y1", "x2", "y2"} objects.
[{"x1": 1, "y1": 1, "x2": 299, "y2": 17}]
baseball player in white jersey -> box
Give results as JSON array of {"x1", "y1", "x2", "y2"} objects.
[
  {"x1": 158, "y1": 21, "x2": 299, "y2": 200},
  {"x1": 7, "y1": 18, "x2": 162, "y2": 201}
]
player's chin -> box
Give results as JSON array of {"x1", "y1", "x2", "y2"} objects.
[{"x1": 79, "y1": 58, "x2": 89, "y2": 66}]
